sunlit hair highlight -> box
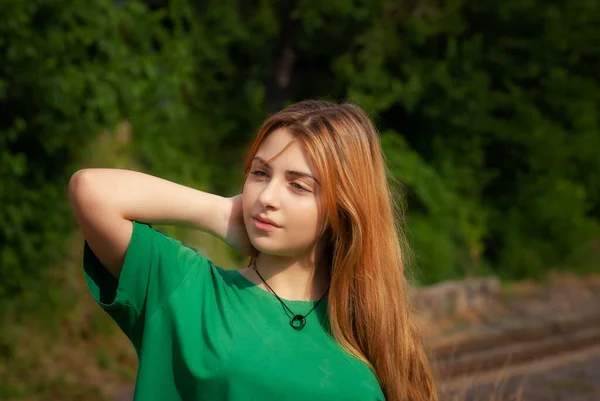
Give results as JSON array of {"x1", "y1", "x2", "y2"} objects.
[{"x1": 243, "y1": 100, "x2": 438, "y2": 401}]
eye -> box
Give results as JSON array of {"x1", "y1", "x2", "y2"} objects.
[
  {"x1": 250, "y1": 170, "x2": 311, "y2": 194},
  {"x1": 250, "y1": 169, "x2": 268, "y2": 177},
  {"x1": 291, "y1": 183, "x2": 309, "y2": 193}
]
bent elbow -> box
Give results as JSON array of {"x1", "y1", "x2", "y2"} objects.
[{"x1": 68, "y1": 169, "x2": 94, "y2": 205}]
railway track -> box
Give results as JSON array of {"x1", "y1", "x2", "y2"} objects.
[{"x1": 432, "y1": 311, "x2": 600, "y2": 380}]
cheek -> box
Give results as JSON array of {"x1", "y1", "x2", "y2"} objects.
[
  {"x1": 242, "y1": 179, "x2": 259, "y2": 200},
  {"x1": 288, "y1": 203, "x2": 320, "y2": 235}
]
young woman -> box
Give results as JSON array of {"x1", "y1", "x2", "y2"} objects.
[{"x1": 69, "y1": 100, "x2": 438, "y2": 401}]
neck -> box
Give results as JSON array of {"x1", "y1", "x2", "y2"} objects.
[{"x1": 252, "y1": 253, "x2": 330, "y2": 301}]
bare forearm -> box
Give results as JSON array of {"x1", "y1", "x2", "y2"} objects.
[{"x1": 69, "y1": 168, "x2": 226, "y2": 236}]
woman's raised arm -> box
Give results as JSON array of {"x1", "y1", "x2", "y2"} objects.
[{"x1": 67, "y1": 168, "x2": 228, "y2": 278}]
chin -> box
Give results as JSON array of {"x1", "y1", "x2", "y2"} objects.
[
  {"x1": 250, "y1": 238, "x2": 313, "y2": 259},
  {"x1": 247, "y1": 235, "x2": 289, "y2": 255},
  {"x1": 249, "y1": 237, "x2": 282, "y2": 254}
]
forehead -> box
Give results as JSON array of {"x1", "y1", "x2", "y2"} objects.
[{"x1": 254, "y1": 129, "x2": 314, "y2": 172}]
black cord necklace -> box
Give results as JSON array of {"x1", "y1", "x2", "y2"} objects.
[{"x1": 251, "y1": 263, "x2": 329, "y2": 331}]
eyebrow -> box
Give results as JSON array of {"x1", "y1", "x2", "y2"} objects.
[{"x1": 252, "y1": 156, "x2": 320, "y2": 185}]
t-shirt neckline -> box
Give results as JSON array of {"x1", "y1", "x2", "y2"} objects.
[{"x1": 230, "y1": 269, "x2": 329, "y2": 307}]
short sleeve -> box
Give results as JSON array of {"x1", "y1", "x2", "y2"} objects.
[{"x1": 83, "y1": 220, "x2": 209, "y2": 347}]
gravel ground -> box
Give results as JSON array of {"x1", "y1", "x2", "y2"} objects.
[{"x1": 440, "y1": 345, "x2": 600, "y2": 401}]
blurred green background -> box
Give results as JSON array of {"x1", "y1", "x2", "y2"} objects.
[{"x1": 1, "y1": 0, "x2": 599, "y2": 399}]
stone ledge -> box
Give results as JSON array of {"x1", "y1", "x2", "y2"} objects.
[{"x1": 410, "y1": 277, "x2": 502, "y2": 319}]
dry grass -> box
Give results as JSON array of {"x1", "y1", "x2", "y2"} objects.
[
  {"x1": 0, "y1": 229, "x2": 137, "y2": 401},
  {"x1": 0, "y1": 124, "x2": 139, "y2": 400},
  {"x1": 437, "y1": 344, "x2": 600, "y2": 401},
  {"x1": 441, "y1": 377, "x2": 526, "y2": 401},
  {"x1": 437, "y1": 352, "x2": 527, "y2": 401}
]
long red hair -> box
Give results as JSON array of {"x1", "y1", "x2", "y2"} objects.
[{"x1": 243, "y1": 100, "x2": 438, "y2": 401}]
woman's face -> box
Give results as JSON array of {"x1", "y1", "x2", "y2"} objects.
[{"x1": 243, "y1": 129, "x2": 322, "y2": 258}]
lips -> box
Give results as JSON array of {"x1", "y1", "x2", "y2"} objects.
[{"x1": 253, "y1": 215, "x2": 280, "y2": 228}]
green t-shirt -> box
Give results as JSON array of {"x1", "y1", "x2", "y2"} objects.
[{"x1": 84, "y1": 221, "x2": 385, "y2": 401}]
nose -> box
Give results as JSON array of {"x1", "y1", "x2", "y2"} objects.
[{"x1": 258, "y1": 178, "x2": 282, "y2": 210}]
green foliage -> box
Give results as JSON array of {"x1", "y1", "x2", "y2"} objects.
[
  {"x1": 292, "y1": 0, "x2": 600, "y2": 281},
  {"x1": 0, "y1": 0, "x2": 196, "y2": 299},
  {"x1": 1, "y1": 0, "x2": 599, "y2": 301},
  {"x1": 382, "y1": 133, "x2": 488, "y2": 283}
]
